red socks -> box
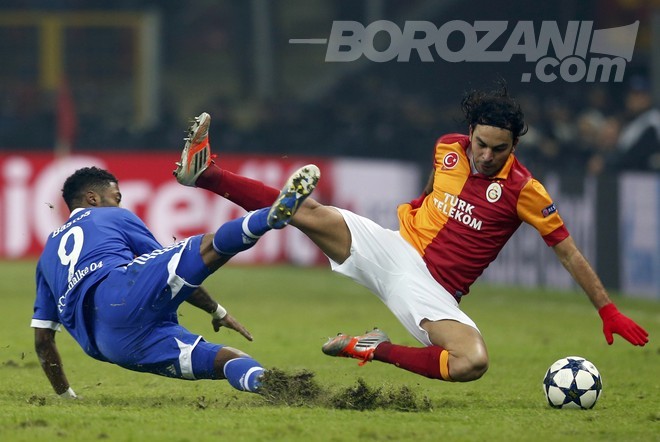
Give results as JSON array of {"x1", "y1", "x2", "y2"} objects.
[
  {"x1": 196, "y1": 165, "x2": 279, "y2": 211},
  {"x1": 373, "y1": 342, "x2": 452, "y2": 381}
]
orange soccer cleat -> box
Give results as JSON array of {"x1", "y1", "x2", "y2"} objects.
[
  {"x1": 322, "y1": 329, "x2": 390, "y2": 366},
  {"x1": 173, "y1": 112, "x2": 213, "y2": 187}
]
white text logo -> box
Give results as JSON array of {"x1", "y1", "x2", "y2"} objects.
[{"x1": 290, "y1": 20, "x2": 639, "y2": 83}]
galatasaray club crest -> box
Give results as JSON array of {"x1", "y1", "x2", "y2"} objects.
[
  {"x1": 486, "y1": 182, "x2": 502, "y2": 203},
  {"x1": 443, "y1": 152, "x2": 459, "y2": 169}
]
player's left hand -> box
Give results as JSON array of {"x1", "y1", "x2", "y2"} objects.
[
  {"x1": 212, "y1": 314, "x2": 253, "y2": 341},
  {"x1": 599, "y1": 303, "x2": 648, "y2": 346}
]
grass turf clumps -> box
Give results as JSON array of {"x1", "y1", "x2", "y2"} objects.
[
  {"x1": 330, "y1": 378, "x2": 432, "y2": 412},
  {"x1": 258, "y1": 368, "x2": 322, "y2": 407},
  {"x1": 259, "y1": 368, "x2": 431, "y2": 412}
]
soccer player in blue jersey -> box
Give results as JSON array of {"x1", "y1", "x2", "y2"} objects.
[{"x1": 32, "y1": 157, "x2": 319, "y2": 398}]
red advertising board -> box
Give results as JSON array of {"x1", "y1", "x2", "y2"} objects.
[{"x1": 0, "y1": 152, "x2": 421, "y2": 264}]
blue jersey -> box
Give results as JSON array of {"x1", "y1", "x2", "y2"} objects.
[{"x1": 32, "y1": 207, "x2": 162, "y2": 359}]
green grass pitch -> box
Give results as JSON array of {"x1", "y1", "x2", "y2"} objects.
[{"x1": 0, "y1": 260, "x2": 658, "y2": 441}]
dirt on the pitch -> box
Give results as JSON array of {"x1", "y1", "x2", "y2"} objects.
[
  {"x1": 258, "y1": 368, "x2": 322, "y2": 407},
  {"x1": 259, "y1": 367, "x2": 432, "y2": 412}
]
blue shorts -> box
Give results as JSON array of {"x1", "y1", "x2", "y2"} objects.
[{"x1": 90, "y1": 235, "x2": 223, "y2": 380}]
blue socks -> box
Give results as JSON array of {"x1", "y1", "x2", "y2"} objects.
[
  {"x1": 213, "y1": 208, "x2": 270, "y2": 255},
  {"x1": 223, "y1": 357, "x2": 265, "y2": 392}
]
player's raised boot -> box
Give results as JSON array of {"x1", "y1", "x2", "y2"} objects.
[
  {"x1": 322, "y1": 329, "x2": 390, "y2": 366},
  {"x1": 267, "y1": 164, "x2": 320, "y2": 229},
  {"x1": 173, "y1": 112, "x2": 213, "y2": 186}
]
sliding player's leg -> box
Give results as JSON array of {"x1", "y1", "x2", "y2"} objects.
[
  {"x1": 173, "y1": 112, "x2": 280, "y2": 210},
  {"x1": 318, "y1": 209, "x2": 489, "y2": 382},
  {"x1": 172, "y1": 114, "x2": 350, "y2": 263},
  {"x1": 199, "y1": 164, "x2": 321, "y2": 268}
]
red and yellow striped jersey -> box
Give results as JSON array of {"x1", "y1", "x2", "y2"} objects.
[{"x1": 398, "y1": 133, "x2": 569, "y2": 300}]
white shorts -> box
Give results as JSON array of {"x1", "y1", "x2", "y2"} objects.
[{"x1": 329, "y1": 208, "x2": 479, "y2": 346}]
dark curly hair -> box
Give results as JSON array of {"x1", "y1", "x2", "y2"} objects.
[
  {"x1": 62, "y1": 167, "x2": 118, "y2": 210},
  {"x1": 461, "y1": 81, "x2": 528, "y2": 140}
]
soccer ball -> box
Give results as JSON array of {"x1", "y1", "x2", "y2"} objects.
[{"x1": 542, "y1": 356, "x2": 602, "y2": 409}]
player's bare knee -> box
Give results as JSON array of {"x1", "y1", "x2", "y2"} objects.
[
  {"x1": 450, "y1": 349, "x2": 489, "y2": 382},
  {"x1": 468, "y1": 352, "x2": 489, "y2": 380},
  {"x1": 467, "y1": 343, "x2": 489, "y2": 378}
]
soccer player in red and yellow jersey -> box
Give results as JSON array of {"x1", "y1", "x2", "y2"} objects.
[{"x1": 175, "y1": 86, "x2": 648, "y2": 384}]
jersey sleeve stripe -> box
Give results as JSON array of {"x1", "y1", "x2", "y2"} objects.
[{"x1": 30, "y1": 319, "x2": 62, "y2": 331}]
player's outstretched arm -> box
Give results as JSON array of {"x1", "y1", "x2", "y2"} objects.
[
  {"x1": 552, "y1": 236, "x2": 648, "y2": 346},
  {"x1": 34, "y1": 328, "x2": 77, "y2": 398},
  {"x1": 185, "y1": 287, "x2": 253, "y2": 341}
]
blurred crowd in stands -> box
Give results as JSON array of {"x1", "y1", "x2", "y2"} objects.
[
  {"x1": 3, "y1": 72, "x2": 658, "y2": 178},
  {"x1": 515, "y1": 75, "x2": 660, "y2": 176},
  {"x1": 198, "y1": 72, "x2": 660, "y2": 177},
  {"x1": 1, "y1": 2, "x2": 658, "y2": 178}
]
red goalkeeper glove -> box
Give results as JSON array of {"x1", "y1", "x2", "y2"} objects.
[{"x1": 598, "y1": 303, "x2": 648, "y2": 346}]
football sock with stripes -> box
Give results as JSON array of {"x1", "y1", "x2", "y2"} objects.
[
  {"x1": 223, "y1": 357, "x2": 265, "y2": 392},
  {"x1": 373, "y1": 343, "x2": 452, "y2": 381},
  {"x1": 213, "y1": 209, "x2": 270, "y2": 255},
  {"x1": 197, "y1": 165, "x2": 279, "y2": 211}
]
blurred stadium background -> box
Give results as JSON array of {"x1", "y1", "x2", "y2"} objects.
[{"x1": 0, "y1": 0, "x2": 659, "y2": 300}]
